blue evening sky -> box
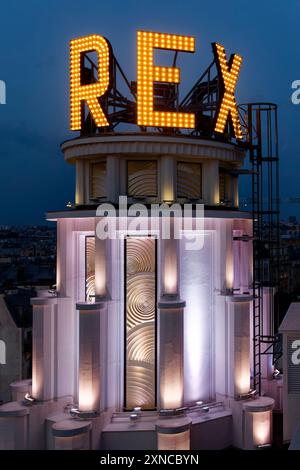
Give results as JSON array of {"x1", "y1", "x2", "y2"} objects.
[{"x1": 0, "y1": 0, "x2": 299, "y2": 224}]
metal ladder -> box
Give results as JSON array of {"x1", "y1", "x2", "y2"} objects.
[{"x1": 239, "y1": 103, "x2": 281, "y2": 394}]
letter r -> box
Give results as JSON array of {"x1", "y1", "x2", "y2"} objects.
[{"x1": 70, "y1": 34, "x2": 112, "y2": 130}]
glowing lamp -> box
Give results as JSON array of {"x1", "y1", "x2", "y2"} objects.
[
  {"x1": 158, "y1": 297, "x2": 185, "y2": 409},
  {"x1": 77, "y1": 301, "x2": 106, "y2": 414},
  {"x1": 52, "y1": 420, "x2": 91, "y2": 450},
  {"x1": 156, "y1": 417, "x2": 191, "y2": 450},
  {"x1": 243, "y1": 398, "x2": 274, "y2": 449}
]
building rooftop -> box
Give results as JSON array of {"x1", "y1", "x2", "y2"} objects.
[{"x1": 279, "y1": 302, "x2": 300, "y2": 332}]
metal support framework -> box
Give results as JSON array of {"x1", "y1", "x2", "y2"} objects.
[
  {"x1": 79, "y1": 50, "x2": 237, "y2": 140},
  {"x1": 239, "y1": 103, "x2": 281, "y2": 394},
  {"x1": 80, "y1": 52, "x2": 137, "y2": 135}
]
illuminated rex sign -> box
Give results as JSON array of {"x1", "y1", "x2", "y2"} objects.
[{"x1": 70, "y1": 31, "x2": 243, "y2": 140}]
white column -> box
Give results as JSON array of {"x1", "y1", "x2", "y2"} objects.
[
  {"x1": 225, "y1": 220, "x2": 234, "y2": 291},
  {"x1": 0, "y1": 403, "x2": 29, "y2": 449},
  {"x1": 106, "y1": 155, "x2": 119, "y2": 203},
  {"x1": 158, "y1": 298, "x2": 185, "y2": 409},
  {"x1": 224, "y1": 296, "x2": 252, "y2": 398},
  {"x1": 233, "y1": 229, "x2": 243, "y2": 293},
  {"x1": 56, "y1": 297, "x2": 76, "y2": 398},
  {"x1": 243, "y1": 398, "x2": 274, "y2": 449},
  {"x1": 158, "y1": 225, "x2": 185, "y2": 409},
  {"x1": 156, "y1": 417, "x2": 191, "y2": 450},
  {"x1": 261, "y1": 287, "x2": 275, "y2": 381},
  {"x1": 232, "y1": 175, "x2": 239, "y2": 208},
  {"x1": 160, "y1": 156, "x2": 175, "y2": 202},
  {"x1": 203, "y1": 161, "x2": 219, "y2": 205},
  {"x1": 31, "y1": 297, "x2": 57, "y2": 401},
  {"x1": 52, "y1": 420, "x2": 91, "y2": 450},
  {"x1": 77, "y1": 301, "x2": 106, "y2": 413},
  {"x1": 75, "y1": 160, "x2": 85, "y2": 205},
  {"x1": 95, "y1": 236, "x2": 107, "y2": 299}
]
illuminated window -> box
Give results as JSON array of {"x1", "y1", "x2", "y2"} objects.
[
  {"x1": 213, "y1": 42, "x2": 243, "y2": 140},
  {"x1": 90, "y1": 162, "x2": 106, "y2": 200},
  {"x1": 125, "y1": 237, "x2": 156, "y2": 410},
  {"x1": 127, "y1": 161, "x2": 157, "y2": 198},
  {"x1": 85, "y1": 236, "x2": 95, "y2": 301},
  {"x1": 137, "y1": 31, "x2": 195, "y2": 128},
  {"x1": 177, "y1": 162, "x2": 202, "y2": 199}
]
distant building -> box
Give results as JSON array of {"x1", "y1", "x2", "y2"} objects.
[
  {"x1": 0, "y1": 295, "x2": 21, "y2": 403},
  {"x1": 279, "y1": 218, "x2": 300, "y2": 296}
]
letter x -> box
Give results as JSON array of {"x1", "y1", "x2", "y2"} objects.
[{"x1": 213, "y1": 43, "x2": 243, "y2": 140}]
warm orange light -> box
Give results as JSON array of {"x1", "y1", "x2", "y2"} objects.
[
  {"x1": 137, "y1": 31, "x2": 195, "y2": 128},
  {"x1": 252, "y1": 411, "x2": 272, "y2": 446},
  {"x1": 70, "y1": 34, "x2": 111, "y2": 130},
  {"x1": 213, "y1": 43, "x2": 243, "y2": 140}
]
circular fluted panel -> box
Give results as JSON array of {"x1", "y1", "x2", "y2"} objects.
[
  {"x1": 86, "y1": 236, "x2": 95, "y2": 260},
  {"x1": 126, "y1": 362, "x2": 155, "y2": 408},
  {"x1": 128, "y1": 169, "x2": 157, "y2": 197},
  {"x1": 126, "y1": 238, "x2": 155, "y2": 274},
  {"x1": 126, "y1": 273, "x2": 155, "y2": 329},
  {"x1": 86, "y1": 274, "x2": 95, "y2": 300},
  {"x1": 127, "y1": 322, "x2": 155, "y2": 364}
]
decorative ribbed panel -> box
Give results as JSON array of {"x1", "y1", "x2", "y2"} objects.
[
  {"x1": 127, "y1": 161, "x2": 157, "y2": 197},
  {"x1": 91, "y1": 162, "x2": 106, "y2": 198},
  {"x1": 125, "y1": 237, "x2": 156, "y2": 409},
  {"x1": 177, "y1": 162, "x2": 202, "y2": 199},
  {"x1": 85, "y1": 236, "x2": 95, "y2": 301}
]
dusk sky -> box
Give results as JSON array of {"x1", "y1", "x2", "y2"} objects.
[{"x1": 0, "y1": 0, "x2": 299, "y2": 224}]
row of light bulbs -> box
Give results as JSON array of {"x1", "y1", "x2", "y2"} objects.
[
  {"x1": 213, "y1": 43, "x2": 243, "y2": 139},
  {"x1": 137, "y1": 31, "x2": 195, "y2": 128},
  {"x1": 137, "y1": 30, "x2": 195, "y2": 51},
  {"x1": 70, "y1": 35, "x2": 111, "y2": 130},
  {"x1": 69, "y1": 33, "x2": 242, "y2": 137}
]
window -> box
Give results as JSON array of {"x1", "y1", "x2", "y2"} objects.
[
  {"x1": 125, "y1": 237, "x2": 156, "y2": 410},
  {"x1": 127, "y1": 161, "x2": 157, "y2": 197},
  {"x1": 90, "y1": 162, "x2": 106, "y2": 199},
  {"x1": 177, "y1": 162, "x2": 202, "y2": 199}
]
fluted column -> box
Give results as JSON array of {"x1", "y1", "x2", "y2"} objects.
[
  {"x1": 158, "y1": 220, "x2": 185, "y2": 409},
  {"x1": 226, "y1": 295, "x2": 252, "y2": 398},
  {"x1": 31, "y1": 297, "x2": 57, "y2": 401},
  {"x1": 203, "y1": 160, "x2": 219, "y2": 205},
  {"x1": 77, "y1": 301, "x2": 106, "y2": 413},
  {"x1": 75, "y1": 160, "x2": 85, "y2": 205},
  {"x1": 160, "y1": 156, "x2": 175, "y2": 203},
  {"x1": 106, "y1": 155, "x2": 119, "y2": 204}
]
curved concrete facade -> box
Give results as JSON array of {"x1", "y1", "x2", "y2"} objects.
[{"x1": 61, "y1": 133, "x2": 245, "y2": 208}]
